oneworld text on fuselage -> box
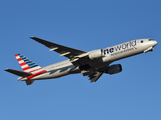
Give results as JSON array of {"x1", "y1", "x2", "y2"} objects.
[{"x1": 104, "y1": 40, "x2": 136, "y2": 55}]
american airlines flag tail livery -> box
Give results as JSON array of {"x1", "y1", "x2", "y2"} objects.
[
  {"x1": 15, "y1": 53, "x2": 43, "y2": 73},
  {"x1": 5, "y1": 37, "x2": 158, "y2": 85},
  {"x1": 14, "y1": 53, "x2": 47, "y2": 85}
]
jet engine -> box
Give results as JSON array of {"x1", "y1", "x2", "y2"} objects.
[
  {"x1": 88, "y1": 49, "x2": 103, "y2": 60},
  {"x1": 105, "y1": 64, "x2": 122, "y2": 75}
]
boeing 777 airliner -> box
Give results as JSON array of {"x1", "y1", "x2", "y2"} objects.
[{"x1": 5, "y1": 37, "x2": 158, "y2": 85}]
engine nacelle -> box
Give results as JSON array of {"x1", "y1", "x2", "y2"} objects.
[
  {"x1": 88, "y1": 49, "x2": 103, "y2": 60},
  {"x1": 106, "y1": 64, "x2": 122, "y2": 75}
]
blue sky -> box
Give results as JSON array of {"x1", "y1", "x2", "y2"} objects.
[{"x1": 1, "y1": 0, "x2": 161, "y2": 120}]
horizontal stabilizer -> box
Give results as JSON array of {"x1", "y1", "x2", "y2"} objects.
[{"x1": 5, "y1": 68, "x2": 33, "y2": 77}]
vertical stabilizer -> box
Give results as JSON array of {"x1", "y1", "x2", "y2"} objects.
[
  {"x1": 15, "y1": 53, "x2": 47, "y2": 85},
  {"x1": 15, "y1": 53, "x2": 43, "y2": 73}
]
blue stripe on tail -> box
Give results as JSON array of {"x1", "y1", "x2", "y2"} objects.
[{"x1": 17, "y1": 53, "x2": 39, "y2": 68}]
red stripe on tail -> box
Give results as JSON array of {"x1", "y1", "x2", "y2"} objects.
[
  {"x1": 15, "y1": 54, "x2": 19, "y2": 57},
  {"x1": 20, "y1": 62, "x2": 27, "y2": 66},
  {"x1": 22, "y1": 66, "x2": 31, "y2": 71},
  {"x1": 17, "y1": 58, "x2": 23, "y2": 61}
]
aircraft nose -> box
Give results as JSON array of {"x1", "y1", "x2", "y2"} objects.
[
  {"x1": 150, "y1": 40, "x2": 158, "y2": 47},
  {"x1": 153, "y1": 41, "x2": 158, "y2": 47}
]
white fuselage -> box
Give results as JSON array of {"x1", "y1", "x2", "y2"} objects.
[{"x1": 18, "y1": 39, "x2": 157, "y2": 81}]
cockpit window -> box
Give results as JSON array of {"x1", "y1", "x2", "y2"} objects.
[{"x1": 148, "y1": 39, "x2": 155, "y2": 41}]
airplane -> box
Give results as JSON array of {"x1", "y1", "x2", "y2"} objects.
[{"x1": 5, "y1": 37, "x2": 158, "y2": 85}]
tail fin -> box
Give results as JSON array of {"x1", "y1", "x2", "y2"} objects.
[{"x1": 15, "y1": 53, "x2": 43, "y2": 73}]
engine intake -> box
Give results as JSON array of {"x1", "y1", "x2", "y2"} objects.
[
  {"x1": 88, "y1": 49, "x2": 103, "y2": 60},
  {"x1": 106, "y1": 64, "x2": 122, "y2": 75}
]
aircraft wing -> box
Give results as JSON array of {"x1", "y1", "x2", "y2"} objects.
[
  {"x1": 30, "y1": 37, "x2": 90, "y2": 66},
  {"x1": 30, "y1": 37, "x2": 87, "y2": 59}
]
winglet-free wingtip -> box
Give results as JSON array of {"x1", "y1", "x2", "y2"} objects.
[
  {"x1": 30, "y1": 36, "x2": 36, "y2": 39},
  {"x1": 4, "y1": 68, "x2": 9, "y2": 71}
]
